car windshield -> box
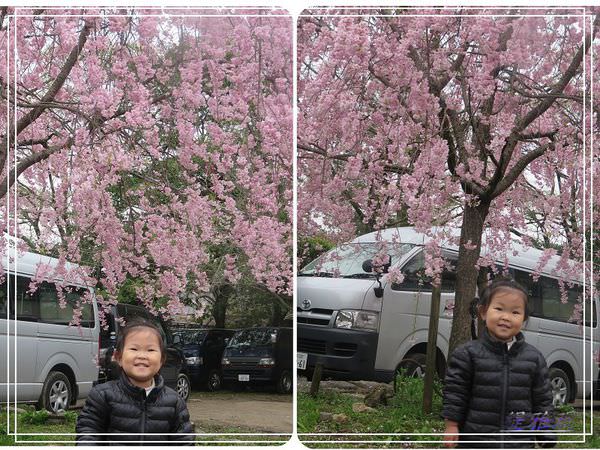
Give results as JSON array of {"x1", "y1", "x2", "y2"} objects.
[
  {"x1": 299, "y1": 242, "x2": 415, "y2": 277},
  {"x1": 173, "y1": 330, "x2": 208, "y2": 345},
  {"x1": 228, "y1": 328, "x2": 278, "y2": 348}
]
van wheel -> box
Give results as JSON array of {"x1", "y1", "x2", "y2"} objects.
[
  {"x1": 206, "y1": 370, "x2": 222, "y2": 392},
  {"x1": 277, "y1": 370, "x2": 292, "y2": 394},
  {"x1": 39, "y1": 371, "x2": 71, "y2": 413},
  {"x1": 394, "y1": 353, "x2": 426, "y2": 390},
  {"x1": 549, "y1": 367, "x2": 571, "y2": 407},
  {"x1": 176, "y1": 373, "x2": 191, "y2": 401}
]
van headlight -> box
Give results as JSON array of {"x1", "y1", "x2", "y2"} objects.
[
  {"x1": 334, "y1": 310, "x2": 379, "y2": 331},
  {"x1": 186, "y1": 356, "x2": 203, "y2": 365},
  {"x1": 258, "y1": 358, "x2": 275, "y2": 367}
]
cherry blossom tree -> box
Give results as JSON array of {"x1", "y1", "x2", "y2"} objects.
[
  {"x1": 0, "y1": 8, "x2": 293, "y2": 322},
  {"x1": 298, "y1": 8, "x2": 598, "y2": 353}
]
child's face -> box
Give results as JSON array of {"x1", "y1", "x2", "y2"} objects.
[
  {"x1": 115, "y1": 328, "x2": 163, "y2": 388},
  {"x1": 481, "y1": 288, "x2": 526, "y2": 342}
]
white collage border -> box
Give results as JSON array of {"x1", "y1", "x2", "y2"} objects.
[{"x1": 2, "y1": 2, "x2": 596, "y2": 448}]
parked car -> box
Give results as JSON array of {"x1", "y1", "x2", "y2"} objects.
[
  {"x1": 0, "y1": 249, "x2": 99, "y2": 413},
  {"x1": 221, "y1": 327, "x2": 292, "y2": 394},
  {"x1": 172, "y1": 327, "x2": 236, "y2": 391},
  {"x1": 96, "y1": 303, "x2": 190, "y2": 401}
]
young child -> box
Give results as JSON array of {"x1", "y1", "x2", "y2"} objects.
[
  {"x1": 76, "y1": 318, "x2": 194, "y2": 445},
  {"x1": 442, "y1": 278, "x2": 555, "y2": 449}
]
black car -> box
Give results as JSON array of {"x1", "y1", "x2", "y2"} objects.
[
  {"x1": 221, "y1": 327, "x2": 292, "y2": 394},
  {"x1": 172, "y1": 327, "x2": 236, "y2": 391},
  {"x1": 96, "y1": 303, "x2": 191, "y2": 401}
]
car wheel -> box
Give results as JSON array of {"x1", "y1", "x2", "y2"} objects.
[
  {"x1": 394, "y1": 353, "x2": 427, "y2": 391},
  {"x1": 39, "y1": 371, "x2": 71, "y2": 413},
  {"x1": 277, "y1": 370, "x2": 292, "y2": 394},
  {"x1": 176, "y1": 373, "x2": 191, "y2": 401},
  {"x1": 206, "y1": 370, "x2": 222, "y2": 392},
  {"x1": 549, "y1": 367, "x2": 571, "y2": 407}
]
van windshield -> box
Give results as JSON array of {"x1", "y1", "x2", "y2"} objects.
[
  {"x1": 299, "y1": 242, "x2": 416, "y2": 278},
  {"x1": 173, "y1": 330, "x2": 208, "y2": 345},
  {"x1": 228, "y1": 328, "x2": 278, "y2": 348}
]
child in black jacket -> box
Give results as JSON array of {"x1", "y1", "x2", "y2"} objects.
[
  {"x1": 76, "y1": 318, "x2": 194, "y2": 445},
  {"x1": 442, "y1": 279, "x2": 555, "y2": 449}
]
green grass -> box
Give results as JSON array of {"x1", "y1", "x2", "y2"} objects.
[
  {"x1": 0, "y1": 407, "x2": 289, "y2": 446},
  {"x1": 0, "y1": 407, "x2": 77, "y2": 445},
  {"x1": 298, "y1": 376, "x2": 600, "y2": 448}
]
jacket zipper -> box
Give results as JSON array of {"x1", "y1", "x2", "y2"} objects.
[
  {"x1": 500, "y1": 346, "x2": 509, "y2": 449},
  {"x1": 141, "y1": 397, "x2": 147, "y2": 441}
]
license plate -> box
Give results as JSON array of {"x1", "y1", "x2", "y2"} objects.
[
  {"x1": 238, "y1": 374, "x2": 250, "y2": 382},
  {"x1": 297, "y1": 352, "x2": 308, "y2": 370}
]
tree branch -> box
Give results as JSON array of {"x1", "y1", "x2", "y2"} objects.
[
  {"x1": 490, "y1": 141, "x2": 552, "y2": 200},
  {"x1": 0, "y1": 138, "x2": 73, "y2": 200},
  {"x1": 0, "y1": 19, "x2": 91, "y2": 183}
]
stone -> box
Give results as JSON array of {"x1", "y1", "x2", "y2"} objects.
[
  {"x1": 364, "y1": 385, "x2": 394, "y2": 407},
  {"x1": 332, "y1": 413, "x2": 348, "y2": 423},
  {"x1": 319, "y1": 412, "x2": 333, "y2": 422},
  {"x1": 352, "y1": 402, "x2": 375, "y2": 413}
]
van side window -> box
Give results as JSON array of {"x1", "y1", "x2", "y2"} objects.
[
  {"x1": 587, "y1": 300, "x2": 598, "y2": 328},
  {"x1": 512, "y1": 269, "x2": 543, "y2": 316},
  {"x1": 538, "y1": 277, "x2": 568, "y2": 322},
  {"x1": 571, "y1": 287, "x2": 596, "y2": 328},
  {"x1": 38, "y1": 282, "x2": 95, "y2": 327},
  {"x1": 0, "y1": 278, "x2": 6, "y2": 317},
  {"x1": 440, "y1": 253, "x2": 458, "y2": 292},
  {"x1": 514, "y1": 271, "x2": 589, "y2": 326},
  {"x1": 391, "y1": 251, "x2": 457, "y2": 292},
  {"x1": 1, "y1": 275, "x2": 94, "y2": 326},
  {"x1": 540, "y1": 280, "x2": 589, "y2": 326},
  {"x1": 16, "y1": 276, "x2": 39, "y2": 321},
  {"x1": 391, "y1": 252, "x2": 431, "y2": 292},
  {"x1": 0, "y1": 276, "x2": 40, "y2": 321}
]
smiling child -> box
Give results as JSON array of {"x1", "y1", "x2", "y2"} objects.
[{"x1": 76, "y1": 318, "x2": 194, "y2": 445}]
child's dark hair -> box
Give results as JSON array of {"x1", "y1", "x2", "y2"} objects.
[
  {"x1": 115, "y1": 317, "x2": 166, "y2": 362},
  {"x1": 478, "y1": 277, "x2": 531, "y2": 320}
]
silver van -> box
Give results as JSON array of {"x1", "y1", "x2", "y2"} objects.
[
  {"x1": 297, "y1": 227, "x2": 599, "y2": 406},
  {"x1": 0, "y1": 249, "x2": 100, "y2": 412}
]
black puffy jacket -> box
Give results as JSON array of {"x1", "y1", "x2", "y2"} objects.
[
  {"x1": 442, "y1": 328, "x2": 554, "y2": 448},
  {"x1": 76, "y1": 373, "x2": 194, "y2": 445}
]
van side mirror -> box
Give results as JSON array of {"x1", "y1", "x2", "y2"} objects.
[
  {"x1": 363, "y1": 258, "x2": 391, "y2": 299},
  {"x1": 362, "y1": 257, "x2": 392, "y2": 274}
]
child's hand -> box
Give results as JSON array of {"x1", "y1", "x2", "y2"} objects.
[{"x1": 443, "y1": 421, "x2": 459, "y2": 448}]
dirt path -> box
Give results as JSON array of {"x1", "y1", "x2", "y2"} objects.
[{"x1": 186, "y1": 391, "x2": 293, "y2": 434}]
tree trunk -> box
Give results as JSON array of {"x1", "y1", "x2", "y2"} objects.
[
  {"x1": 271, "y1": 299, "x2": 282, "y2": 326},
  {"x1": 212, "y1": 285, "x2": 232, "y2": 328},
  {"x1": 448, "y1": 201, "x2": 490, "y2": 356}
]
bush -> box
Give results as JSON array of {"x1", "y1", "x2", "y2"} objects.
[{"x1": 21, "y1": 409, "x2": 49, "y2": 425}]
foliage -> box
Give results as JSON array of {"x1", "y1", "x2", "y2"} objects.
[
  {"x1": 0, "y1": 409, "x2": 76, "y2": 445},
  {"x1": 0, "y1": 8, "x2": 293, "y2": 321},
  {"x1": 298, "y1": 376, "x2": 444, "y2": 437},
  {"x1": 298, "y1": 378, "x2": 600, "y2": 448},
  {"x1": 298, "y1": 7, "x2": 598, "y2": 351},
  {"x1": 21, "y1": 409, "x2": 49, "y2": 425},
  {"x1": 297, "y1": 235, "x2": 335, "y2": 269}
]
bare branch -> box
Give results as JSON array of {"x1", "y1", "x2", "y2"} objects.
[
  {"x1": 0, "y1": 19, "x2": 91, "y2": 183},
  {"x1": 490, "y1": 141, "x2": 552, "y2": 200},
  {"x1": 0, "y1": 138, "x2": 73, "y2": 200}
]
